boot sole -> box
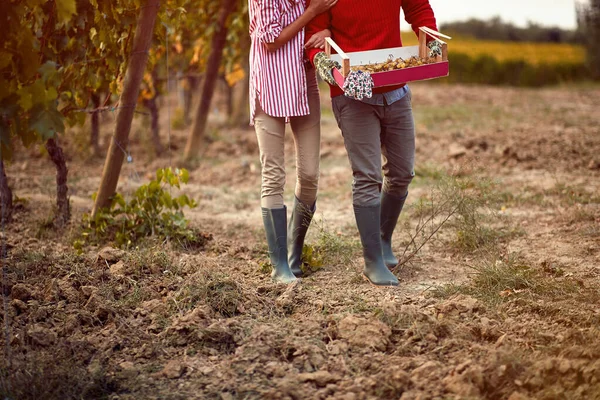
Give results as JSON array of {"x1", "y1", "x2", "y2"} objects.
[
  {"x1": 362, "y1": 273, "x2": 399, "y2": 288},
  {"x1": 272, "y1": 277, "x2": 300, "y2": 284},
  {"x1": 291, "y1": 269, "x2": 304, "y2": 278},
  {"x1": 271, "y1": 271, "x2": 300, "y2": 284}
]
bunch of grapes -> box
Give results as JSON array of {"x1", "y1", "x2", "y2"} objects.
[{"x1": 351, "y1": 55, "x2": 437, "y2": 74}]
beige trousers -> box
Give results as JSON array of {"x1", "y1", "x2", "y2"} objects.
[{"x1": 254, "y1": 67, "x2": 321, "y2": 209}]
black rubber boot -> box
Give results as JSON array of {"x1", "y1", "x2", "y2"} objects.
[
  {"x1": 381, "y1": 191, "x2": 408, "y2": 269},
  {"x1": 354, "y1": 204, "x2": 399, "y2": 287},
  {"x1": 288, "y1": 197, "x2": 316, "y2": 278},
  {"x1": 262, "y1": 207, "x2": 297, "y2": 284}
]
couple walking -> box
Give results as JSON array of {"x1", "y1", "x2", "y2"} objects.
[{"x1": 249, "y1": 0, "x2": 439, "y2": 287}]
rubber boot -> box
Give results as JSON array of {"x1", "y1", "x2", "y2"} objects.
[
  {"x1": 381, "y1": 191, "x2": 408, "y2": 269},
  {"x1": 262, "y1": 207, "x2": 297, "y2": 284},
  {"x1": 288, "y1": 197, "x2": 316, "y2": 278},
  {"x1": 353, "y1": 204, "x2": 399, "y2": 287}
]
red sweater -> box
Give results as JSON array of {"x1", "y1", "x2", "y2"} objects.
[{"x1": 305, "y1": 0, "x2": 437, "y2": 97}]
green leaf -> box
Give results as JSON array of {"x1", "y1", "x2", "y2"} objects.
[
  {"x1": 180, "y1": 168, "x2": 189, "y2": 183},
  {"x1": 56, "y1": 0, "x2": 77, "y2": 24},
  {"x1": 0, "y1": 79, "x2": 15, "y2": 102},
  {"x1": 26, "y1": 0, "x2": 45, "y2": 6},
  {"x1": 0, "y1": 57, "x2": 10, "y2": 70},
  {"x1": 17, "y1": 79, "x2": 45, "y2": 111},
  {"x1": 38, "y1": 62, "x2": 59, "y2": 84},
  {"x1": 176, "y1": 195, "x2": 188, "y2": 207},
  {"x1": 19, "y1": 128, "x2": 39, "y2": 148},
  {"x1": 46, "y1": 87, "x2": 58, "y2": 101},
  {"x1": 149, "y1": 181, "x2": 161, "y2": 193},
  {"x1": 162, "y1": 192, "x2": 173, "y2": 208},
  {"x1": 164, "y1": 168, "x2": 174, "y2": 181},
  {"x1": 29, "y1": 104, "x2": 64, "y2": 140},
  {"x1": 113, "y1": 193, "x2": 126, "y2": 208},
  {"x1": 17, "y1": 30, "x2": 41, "y2": 81},
  {"x1": 17, "y1": 90, "x2": 33, "y2": 112}
]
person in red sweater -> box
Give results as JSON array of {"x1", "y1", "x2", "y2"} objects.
[{"x1": 305, "y1": 0, "x2": 438, "y2": 287}]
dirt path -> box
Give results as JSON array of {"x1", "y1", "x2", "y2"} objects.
[{"x1": 2, "y1": 83, "x2": 599, "y2": 399}]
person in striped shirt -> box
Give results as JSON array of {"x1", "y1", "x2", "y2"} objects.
[
  {"x1": 249, "y1": 0, "x2": 337, "y2": 284},
  {"x1": 306, "y1": 0, "x2": 438, "y2": 287}
]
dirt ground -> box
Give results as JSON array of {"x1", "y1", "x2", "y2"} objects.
[{"x1": 1, "y1": 82, "x2": 600, "y2": 400}]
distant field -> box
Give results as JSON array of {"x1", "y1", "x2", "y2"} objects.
[{"x1": 401, "y1": 31, "x2": 585, "y2": 65}]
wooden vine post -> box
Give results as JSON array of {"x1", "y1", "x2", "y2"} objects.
[
  {"x1": 184, "y1": 0, "x2": 238, "y2": 161},
  {"x1": 92, "y1": 0, "x2": 160, "y2": 217}
]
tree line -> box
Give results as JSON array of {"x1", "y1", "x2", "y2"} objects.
[
  {"x1": 440, "y1": 17, "x2": 582, "y2": 44},
  {"x1": 577, "y1": 0, "x2": 600, "y2": 79},
  {"x1": 441, "y1": 9, "x2": 600, "y2": 80}
]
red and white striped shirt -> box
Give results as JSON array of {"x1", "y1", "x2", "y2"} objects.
[{"x1": 249, "y1": 0, "x2": 309, "y2": 125}]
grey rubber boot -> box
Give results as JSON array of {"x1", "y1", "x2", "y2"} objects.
[
  {"x1": 354, "y1": 204, "x2": 400, "y2": 287},
  {"x1": 381, "y1": 191, "x2": 408, "y2": 269},
  {"x1": 288, "y1": 197, "x2": 316, "y2": 278},
  {"x1": 262, "y1": 207, "x2": 297, "y2": 284}
]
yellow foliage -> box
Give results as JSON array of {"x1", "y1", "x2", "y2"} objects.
[
  {"x1": 190, "y1": 38, "x2": 206, "y2": 68},
  {"x1": 139, "y1": 72, "x2": 156, "y2": 101},
  {"x1": 174, "y1": 34, "x2": 184, "y2": 54},
  {"x1": 400, "y1": 31, "x2": 585, "y2": 65},
  {"x1": 225, "y1": 63, "x2": 246, "y2": 87}
]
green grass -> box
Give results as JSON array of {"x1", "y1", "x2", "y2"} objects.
[{"x1": 302, "y1": 219, "x2": 360, "y2": 272}]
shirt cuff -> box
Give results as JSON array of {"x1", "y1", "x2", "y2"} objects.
[{"x1": 259, "y1": 23, "x2": 282, "y2": 44}]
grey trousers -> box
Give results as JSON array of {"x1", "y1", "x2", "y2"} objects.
[{"x1": 332, "y1": 90, "x2": 415, "y2": 206}]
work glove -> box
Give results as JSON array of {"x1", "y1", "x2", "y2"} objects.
[
  {"x1": 314, "y1": 52, "x2": 341, "y2": 86},
  {"x1": 343, "y1": 70, "x2": 374, "y2": 101},
  {"x1": 428, "y1": 39, "x2": 443, "y2": 57}
]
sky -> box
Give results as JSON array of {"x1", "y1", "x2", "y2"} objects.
[{"x1": 401, "y1": 0, "x2": 582, "y2": 30}]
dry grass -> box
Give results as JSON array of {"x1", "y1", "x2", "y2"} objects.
[
  {"x1": 433, "y1": 252, "x2": 581, "y2": 307},
  {"x1": 170, "y1": 270, "x2": 242, "y2": 318},
  {"x1": 398, "y1": 171, "x2": 517, "y2": 268}
]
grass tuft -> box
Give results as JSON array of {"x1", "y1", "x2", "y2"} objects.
[
  {"x1": 170, "y1": 269, "x2": 242, "y2": 318},
  {"x1": 433, "y1": 253, "x2": 580, "y2": 306},
  {"x1": 300, "y1": 219, "x2": 360, "y2": 275}
]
